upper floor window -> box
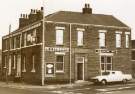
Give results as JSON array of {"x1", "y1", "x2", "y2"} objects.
[
  {"x1": 77, "y1": 29, "x2": 84, "y2": 46},
  {"x1": 5, "y1": 39, "x2": 8, "y2": 50},
  {"x1": 56, "y1": 27, "x2": 65, "y2": 45},
  {"x1": 27, "y1": 29, "x2": 37, "y2": 46},
  {"x1": 125, "y1": 32, "x2": 130, "y2": 48},
  {"x1": 14, "y1": 37, "x2": 16, "y2": 48},
  {"x1": 99, "y1": 30, "x2": 107, "y2": 47},
  {"x1": 116, "y1": 31, "x2": 122, "y2": 48}
]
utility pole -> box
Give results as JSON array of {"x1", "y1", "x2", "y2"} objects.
[{"x1": 41, "y1": 2, "x2": 45, "y2": 86}]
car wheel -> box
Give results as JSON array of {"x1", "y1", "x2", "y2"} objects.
[
  {"x1": 101, "y1": 80, "x2": 107, "y2": 85},
  {"x1": 122, "y1": 79, "x2": 127, "y2": 84}
]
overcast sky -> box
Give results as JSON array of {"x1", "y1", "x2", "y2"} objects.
[{"x1": 0, "y1": 0, "x2": 135, "y2": 49}]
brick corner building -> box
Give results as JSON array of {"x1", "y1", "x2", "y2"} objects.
[{"x1": 2, "y1": 3, "x2": 132, "y2": 85}]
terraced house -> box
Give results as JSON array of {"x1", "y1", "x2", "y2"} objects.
[{"x1": 2, "y1": 3, "x2": 132, "y2": 85}]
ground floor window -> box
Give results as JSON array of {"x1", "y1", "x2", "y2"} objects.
[
  {"x1": 16, "y1": 55, "x2": 21, "y2": 77},
  {"x1": 56, "y1": 55, "x2": 64, "y2": 72},
  {"x1": 8, "y1": 55, "x2": 12, "y2": 75},
  {"x1": 132, "y1": 51, "x2": 135, "y2": 60},
  {"x1": 4, "y1": 55, "x2": 7, "y2": 68},
  {"x1": 101, "y1": 56, "x2": 112, "y2": 73},
  {"x1": 22, "y1": 56, "x2": 26, "y2": 72},
  {"x1": 31, "y1": 55, "x2": 35, "y2": 72}
]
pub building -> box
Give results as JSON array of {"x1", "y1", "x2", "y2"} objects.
[{"x1": 2, "y1": 3, "x2": 132, "y2": 85}]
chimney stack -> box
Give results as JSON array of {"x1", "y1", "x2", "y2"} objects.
[
  {"x1": 19, "y1": 7, "x2": 44, "y2": 29},
  {"x1": 82, "y1": 3, "x2": 92, "y2": 14}
]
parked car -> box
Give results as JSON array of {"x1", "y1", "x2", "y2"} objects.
[{"x1": 90, "y1": 71, "x2": 132, "y2": 85}]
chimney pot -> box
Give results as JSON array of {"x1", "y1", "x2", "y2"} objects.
[
  {"x1": 23, "y1": 14, "x2": 25, "y2": 18},
  {"x1": 82, "y1": 3, "x2": 92, "y2": 14},
  {"x1": 88, "y1": 4, "x2": 90, "y2": 8},
  {"x1": 41, "y1": 7, "x2": 44, "y2": 11},
  {"x1": 20, "y1": 14, "x2": 23, "y2": 18},
  {"x1": 31, "y1": 9, "x2": 33, "y2": 13}
]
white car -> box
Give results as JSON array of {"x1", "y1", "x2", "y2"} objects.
[{"x1": 90, "y1": 71, "x2": 132, "y2": 85}]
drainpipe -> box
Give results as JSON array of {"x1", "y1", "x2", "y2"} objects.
[{"x1": 69, "y1": 24, "x2": 72, "y2": 84}]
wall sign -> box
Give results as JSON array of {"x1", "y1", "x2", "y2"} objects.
[
  {"x1": 45, "y1": 47, "x2": 69, "y2": 52},
  {"x1": 46, "y1": 63, "x2": 55, "y2": 76}
]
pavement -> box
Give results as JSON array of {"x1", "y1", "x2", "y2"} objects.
[{"x1": 0, "y1": 79, "x2": 135, "y2": 90}]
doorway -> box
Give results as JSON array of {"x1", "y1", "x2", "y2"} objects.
[{"x1": 76, "y1": 57, "x2": 84, "y2": 80}]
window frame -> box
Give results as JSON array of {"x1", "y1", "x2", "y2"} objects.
[
  {"x1": 56, "y1": 55, "x2": 64, "y2": 73},
  {"x1": 77, "y1": 30, "x2": 84, "y2": 46},
  {"x1": 125, "y1": 32, "x2": 130, "y2": 48},
  {"x1": 55, "y1": 27, "x2": 65, "y2": 45},
  {"x1": 31, "y1": 55, "x2": 36, "y2": 72},
  {"x1": 22, "y1": 56, "x2": 26, "y2": 72},
  {"x1": 99, "y1": 30, "x2": 107, "y2": 48},
  {"x1": 116, "y1": 31, "x2": 122, "y2": 48}
]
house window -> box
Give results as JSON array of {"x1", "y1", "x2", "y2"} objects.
[
  {"x1": 132, "y1": 51, "x2": 135, "y2": 60},
  {"x1": 32, "y1": 29, "x2": 37, "y2": 44},
  {"x1": 16, "y1": 55, "x2": 21, "y2": 77},
  {"x1": 116, "y1": 32, "x2": 122, "y2": 48},
  {"x1": 77, "y1": 31, "x2": 83, "y2": 46},
  {"x1": 22, "y1": 56, "x2": 26, "y2": 72},
  {"x1": 56, "y1": 55, "x2": 64, "y2": 72},
  {"x1": 125, "y1": 34, "x2": 130, "y2": 48},
  {"x1": 13, "y1": 55, "x2": 16, "y2": 69},
  {"x1": 101, "y1": 56, "x2": 112, "y2": 72},
  {"x1": 8, "y1": 55, "x2": 12, "y2": 75},
  {"x1": 56, "y1": 27, "x2": 64, "y2": 45},
  {"x1": 24, "y1": 33, "x2": 27, "y2": 46},
  {"x1": 4, "y1": 55, "x2": 7, "y2": 68},
  {"x1": 14, "y1": 37, "x2": 16, "y2": 48},
  {"x1": 99, "y1": 32, "x2": 105, "y2": 47},
  {"x1": 31, "y1": 55, "x2": 35, "y2": 72},
  {"x1": 5, "y1": 39, "x2": 8, "y2": 50}
]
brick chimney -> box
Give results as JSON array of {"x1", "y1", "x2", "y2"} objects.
[
  {"x1": 82, "y1": 3, "x2": 92, "y2": 14},
  {"x1": 19, "y1": 14, "x2": 28, "y2": 28},
  {"x1": 19, "y1": 7, "x2": 43, "y2": 29}
]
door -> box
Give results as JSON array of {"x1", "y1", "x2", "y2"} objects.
[
  {"x1": 76, "y1": 57, "x2": 84, "y2": 80},
  {"x1": 77, "y1": 63, "x2": 83, "y2": 80}
]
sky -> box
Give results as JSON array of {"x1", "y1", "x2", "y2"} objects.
[{"x1": 0, "y1": 0, "x2": 135, "y2": 49}]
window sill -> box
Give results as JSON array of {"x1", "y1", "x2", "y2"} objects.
[
  {"x1": 56, "y1": 44, "x2": 64, "y2": 46},
  {"x1": 22, "y1": 70, "x2": 26, "y2": 72},
  {"x1": 116, "y1": 47, "x2": 122, "y2": 49},
  {"x1": 99, "y1": 46, "x2": 106, "y2": 49},
  {"x1": 56, "y1": 71, "x2": 64, "y2": 73},
  {"x1": 31, "y1": 69, "x2": 35, "y2": 73},
  {"x1": 77, "y1": 45, "x2": 83, "y2": 47},
  {"x1": 46, "y1": 75, "x2": 55, "y2": 77}
]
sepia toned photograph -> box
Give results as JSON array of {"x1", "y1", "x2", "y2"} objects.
[{"x1": 0, "y1": 0, "x2": 135, "y2": 94}]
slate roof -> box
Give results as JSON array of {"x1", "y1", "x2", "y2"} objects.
[{"x1": 46, "y1": 11, "x2": 129, "y2": 27}]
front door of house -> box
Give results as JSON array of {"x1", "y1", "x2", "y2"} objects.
[
  {"x1": 76, "y1": 57, "x2": 84, "y2": 80},
  {"x1": 77, "y1": 63, "x2": 83, "y2": 80}
]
